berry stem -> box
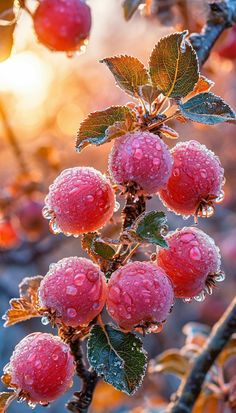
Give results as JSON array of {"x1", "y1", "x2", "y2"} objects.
[
  {"x1": 190, "y1": 0, "x2": 236, "y2": 66},
  {"x1": 167, "y1": 296, "x2": 236, "y2": 413},
  {"x1": 66, "y1": 337, "x2": 98, "y2": 413}
]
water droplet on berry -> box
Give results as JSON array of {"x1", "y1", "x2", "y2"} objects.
[
  {"x1": 87, "y1": 270, "x2": 98, "y2": 282},
  {"x1": 214, "y1": 271, "x2": 225, "y2": 282},
  {"x1": 114, "y1": 201, "x2": 120, "y2": 212},
  {"x1": 28, "y1": 401, "x2": 36, "y2": 409},
  {"x1": 41, "y1": 316, "x2": 50, "y2": 325},
  {"x1": 50, "y1": 219, "x2": 61, "y2": 234},
  {"x1": 24, "y1": 374, "x2": 33, "y2": 385},
  {"x1": 34, "y1": 359, "x2": 42, "y2": 369},
  {"x1": 92, "y1": 302, "x2": 100, "y2": 310},
  {"x1": 200, "y1": 169, "x2": 207, "y2": 178},
  {"x1": 52, "y1": 353, "x2": 59, "y2": 361},
  {"x1": 86, "y1": 195, "x2": 94, "y2": 203},
  {"x1": 194, "y1": 291, "x2": 206, "y2": 302},
  {"x1": 189, "y1": 246, "x2": 202, "y2": 261},
  {"x1": 67, "y1": 308, "x2": 77, "y2": 318},
  {"x1": 74, "y1": 273, "x2": 85, "y2": 286},
  {"x1": 215, "y1": 190, "x2": 225, "y2": 203},
  {"x1": 183, "y1": 297, "x2": 192, "y2": 303},
  {"x1": 173, "y1": 168, "x2": 180, "y2": 177},
  {"x1": 42, "y1": 206, "x2": 53, "y2": 219},
  {"x1": 66, "y1": 285, "x2": 77, "y2": 296}
]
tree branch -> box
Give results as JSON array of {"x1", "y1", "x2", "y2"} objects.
[
  {"x1": 66, "y1": 338, "x2": 98, "y2": 413},
  {"x1": 190, "y1": 0, "x2": 236, "y2": 66},
  {"x1": 168, "y1": 296, "x2": 236, "y2": 413}
]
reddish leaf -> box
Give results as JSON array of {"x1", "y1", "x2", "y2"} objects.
[
  {"x1": 0, "y1": 392, "x2": 16, "y2": 413},
  {"x1": 3, "y1": 276, "x2": 43, "y2": 327}
]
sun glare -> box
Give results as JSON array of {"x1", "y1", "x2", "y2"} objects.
[{"x1": 0, "y1": 51, "x2": 52, "y2": 104}]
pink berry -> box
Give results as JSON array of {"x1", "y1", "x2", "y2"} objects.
[
  {"x1": 156, "y1": 227, "x2": 223, "y2": 300},
  {"x1": 109, "y1": 131, "x2": 173, "y2": 195},
  {"x1": 39, "y1": 257, "x2": 107, "y2": 327},
  {"x1": 106, "y1": 261, "x2": 174, "y2": 332},
  {"x1": 43, "y1": 167, "x2": 115, "y2": 235},
  {"x1": 17, "y1": 198, "x2": 47, "y2": 241},
  {"x1": 159, "y1": 140, "x2": 224, "y2": 218},
  {"x1": 5, "y1": 333, "x2": 74, "y2": 403},
  {"x1": 33, "y1": 0, "x2": 91, "y2": 52}
]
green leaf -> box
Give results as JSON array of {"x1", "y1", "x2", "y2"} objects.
[
  {"x1": 76, "y1": 106, "x2": 131, "y2": 152},
  {"x1": 135, "y1": 211, "x2": 168, "y2": 248},
  {"x1": 179, "y1": 92, "x2": 236, "y2": 124},
  {"x1": 87, "y1": 324, "x2": 147, "y2": 395},
  {"x1": 122, "y1": 0, "x2": 144, "y2": 20},
  {"x1": 93, "y1": 241, "x2": 116, "y2": 260},
  {"x1": 105, "y1": 111, "x2": 137, "y2": 141},
  {"x1": 101, "y1": 55, "x2": 149, "y2": 97},
  {"x1": 149, "y1": 31, "x2": 199, "y2": 98}
]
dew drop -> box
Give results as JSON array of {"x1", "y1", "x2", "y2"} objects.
[
  {"x1": 42, "y1": 206, "x2": 53, "y2": 220},
  {"x1": 50, "y1": 219, "x2": 61, "y2": 234},
  {"x1": 41, "y1": 316, "x2": 50, "y2": 326},
  {"x1": 67, "y1": 308, "x2": 77, "y2": 318},
  {"x1": 74, "y1": 273, "x2": 85, "y2": 286},
  {"x1": 134, "y1": 149, "x2": 143, "y2": 159},
  {"x1": 194, "y1": 291, "x2": 206, "y2": 302},
  {"x1": 183, "y1": 297, "x2": 192, "y2": 303},
  {"x1": 215, "y1": 190, "x2": 225, "y2": 204},
  {"x1": 214, "y1": 271, "x2": 225, "y2": 282},
  {"x1": 66, "y1": 286, "x2": 78, "y2": 296},
  {"x1": 24, "y1": 374, "x2": 33, "y2": 385},
  {"x1": 190, "y1": 246, "x2": 202, "y2": 261},
  {"x1": 28, "y1": 401, "x2": 36, "y2": 409},
  {"x1": 173, "y1": 168, "x2": 180, "y2": 177},
  {"x1": 86, "y1": 195, "x2": 94, "y2": 203},
  {"x1": 52, "y1": 353, "x2": 59, "y2": 361},
  {"x1": 34, "y1": 360, "x2": 42, "y2": 369},
  {"x1": 114, "y1": 201, "x2": 120, "y2": 212},
  {"x1": 200, "y1": 169, "x2": 207, "y2": 178}
]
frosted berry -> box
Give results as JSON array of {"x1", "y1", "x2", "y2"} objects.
[
  {"x1": 39, "y1": 257, "x2": 107, "y2": 327},
  {"x1": 159, "y1": 140, "x2": 224, "y2": 219},
  {"x1": 33, "y1": 0, "x2": 91, "y2": 52},
  {"x1": 156, "y1": 227, "x2": 223, "y2": 301},
  {"x1": 106, "y1": 261, "x2": 174, "y2": 332},
  {"x1": 109, "y1": 131, "x2": 173, "y2": 195},
  {"x1": 43, "y1": 167, "x2": 115, "y2": 235},
  {"x1": 5, "y1": 333, "x2": 74, "y2": 403}
]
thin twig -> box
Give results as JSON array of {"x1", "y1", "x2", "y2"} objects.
[
  {"x1": 190, "y1": 0, "x2": 236, "y2": 66},
  {"x1": 0, "y1": 100, "x2": 28, "y2": 173},
  {"x1": 167, "y1": 296, "x2": 236, "y2": 413},
  {"x1": 66, "y1": 338, "x2": 98, "y2": 413}
]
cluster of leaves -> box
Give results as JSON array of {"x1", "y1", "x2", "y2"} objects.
[
  {"x1": 77, "y1": 31, "x2": 235, "y2": 152},
  {"x1": 1, "y1": 30, "x2": 236, "y2": 413},
  {"x1": 150, "y1": 322, "x2": 236, "y2": 412}
]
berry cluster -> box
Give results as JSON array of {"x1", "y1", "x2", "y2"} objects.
[
  {"x1": 2, "y1": 29, "x2": 234, "y2": 411},
  {"x1": 3, "y1": 129, "x2": 226, "y2": 405}
]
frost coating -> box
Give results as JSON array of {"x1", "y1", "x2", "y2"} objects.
[
  {"x1": 156, "y1": 227, "x2": 222, "y2": 299},
  {"x1": 159, "y1": 140, "x2": 225, "y2": 216},
  {"x1": 106, "y1": 261, "x2": 174, "y2": 331},
  {"x1": 109, "y1": 131, "x2": 173, "y2": 195},
  {"x1": 6, "y1": 333, "x2": 75, "y2": 403},
  {"x1": 43, "y1": 167, "x2": 115, "y2": 235},
  {"x1": 39, "y1": 257, "x2": 107, "y2": 327},
  {"x1": 33, "y1": 0, "x2": 91, "y2": 52}
]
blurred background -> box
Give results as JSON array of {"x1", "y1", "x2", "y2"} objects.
[{"x1": 0, "y1": 0, "x2": 235, "y2": 412}]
